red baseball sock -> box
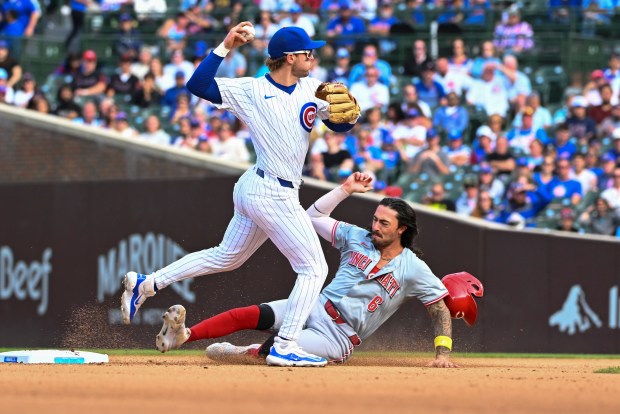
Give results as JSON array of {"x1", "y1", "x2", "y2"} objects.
[{"x1": 187, "y1": 305, "x2": 260, "y2": 342}]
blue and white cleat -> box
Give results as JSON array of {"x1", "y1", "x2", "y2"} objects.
[
  {"x1": 266, "y1": 337, "x2": 327, "y2": 367},
  {"x1": 120, "y1": 272, "x2": 156, "y2": 324},
  {"x1": 156, "y1": 305, "x2": 190, "y2": 353}
]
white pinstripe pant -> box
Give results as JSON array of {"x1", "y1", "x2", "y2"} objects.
[{"x1": 154, "y1": 167, "x2": 329, "y2": 341}]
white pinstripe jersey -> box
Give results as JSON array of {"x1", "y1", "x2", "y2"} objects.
[
  {"x1": 214, "y1": 76, "x2": 329, "y2": 183},
  {"x1": 320, "y1": 222, "x2": 449, "y2": 341}
]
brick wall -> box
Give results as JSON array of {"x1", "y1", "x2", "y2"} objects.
[{"x1": 0, "y1": 114, "x2": 220, "y2": 183}]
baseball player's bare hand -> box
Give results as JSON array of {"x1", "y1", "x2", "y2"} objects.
[
  {"x1": 223, "y1": 21, "x2": 254, "y2": 50},
  {"x1": 427, "y1": 355, "x2": 459, "y2": 368},
  {"x1": 342, "y1": 172, "x2": 373, "y2": 194}
]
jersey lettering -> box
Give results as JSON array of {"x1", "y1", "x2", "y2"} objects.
[
  {"x1": 375, "y1": 273, "x2": 401, "y2": 298},
  {"x1": 367, "y1": 295, "x2": 384, "y2": 312},
  {"x1": 347, "y1": 251, "x2": 372, "y2": 272}
]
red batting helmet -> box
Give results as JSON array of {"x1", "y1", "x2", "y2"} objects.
[{"x1": 441, "y1": 272, "x2": 484, "y2": 326}]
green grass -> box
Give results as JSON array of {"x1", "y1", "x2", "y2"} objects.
[
  {"x1": 594, "y1": 366, "x2": 620, "y2": 374},
  {"x1": 2, "y1": 348, "x2": 620, "y2": 359}
]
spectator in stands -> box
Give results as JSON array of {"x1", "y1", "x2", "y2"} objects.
[
  {"x1": 550, "y1": 122, "x2": 577, "y2": 159},
  {"x1": 601, "y1": 166, "x2": 620, "y2": 212},
  {"x1": 0, "y1": 40, "x2": 22, "y2": 88},
  {"x1": 582, "y1": 0, "x2": 614, "y2": 34},
  {"x1": 72, "y1": 50, "x2": 107, "y2": 98},
  {"x1": 64, "y1": 1, "x2": 90, "y2": 51},
  {"x1": 26, "y1": 93, "x2": 50, "y2": 114},
  {"x1": 72, "y1": 100, "x2": 103, "y2": 127},
  {"x1": 348, "y1": 44, "x2": 392, "y2": 86},
  {"x1": 114, "y1": 13, "x2": 142, "y2": 62},
  {"x1": 487, "y1": 135, "x2": 516, "y2": 182},
  {"x1": 488, "y1": 114, "x2": 504, "y2": 139},
  {"x1": 604, "y1": 53, "x2": 620, "y2": 84},
  {"x1": 134, "y1": 0, "x2": 168, "y2": 20},
  {"x1": 169, "y1": 92, "x2": 192, "y2": 124},
  {"x1": 163, "y1": 50, "x2": 194, "y2": 87},
  {"x1": 467, "y1": 62, "x2": 509, "y2": 118},
  {"x1": 163, "y1": 71, "x2": 191, "y2": 109},
  {"x1": 158, "y1": 12, "x2": 191, "y2": 53},
  {"x1": 456, "y1": 175, "x2": 480, "y2": 216},
  {"x1": 550, "y1": 157, "x2": 582, "y2": 205},
  {"x1": 471, "y1": 190, "x2": 498, "y2": 221},
  {"x1": 368, "y1": 0, "x2": 398, "y2": 54},
  {"x1": 280, "y1": 4, "x2": 315, "y2": 37},
  {"x1": 379, "y1": 135, "x2": 400, "y2": 185},
  {"x1": 556, "y1": 207, "x2": 579, "y2": 232},
  {"x1": 506, "y1": 106, "x2": 548, "y2": 155},
  {"x1": 409, "y1": 128, "x2": 450, "y2": 181},
  {"x1": 349, "y1": 0, "x2": 377, "y2": 21},
  {"x1": 131, "y1": 72, "x2": 162, "y2": 108},
  {"x1": 588, "y1": 83, "x2": 614, "y2": 126},
  {"x1": 310, "y1": 54, "x2": 328, "y2": 82},
  {"x1": 149, "y1": 57, "x2": 168, "y2": 92},
  {"x1": 139, "y1": 114, "x2": 170, "y2": 145},
  {"x1": 478, "y1": 162, "x2": 505, "y2": 200},
  {"x1": 113, "y1": 112, "x2": 139, "y2": 138},
  {"x1": 216, "y1": 48, "x2": 247, "y2": 78},
  {"x1": 252, "y1": 10, "x2": 281, "y2": 59},
  {"x1": 443, "y1": 129, "x2": 471, "y2": 167},
  {"x1": 311, "y1": 130, "x2": 353, "y2": 182},
  {"x1": 406, "y1": 0, "x2": 426, "y2": 25},
  {"x1": 1, "y1": 0, "x2": 40, "y2": 38},
  {"x1": 549, "y1": 0, "x2": 580, "y2": 24},
  {"x1": 0, "y1": 84, "x2": 10, "y2": 104},
  {"x1": 534, "y1": 155, "x2": 557, "y2": 192},
  {"x1": 605, "y1": 129, "x2": 620, "y2": 163},
  {"x1": 566, "y1": 95, "x2": 596, "y2": 144},
  {"x1": 471, "y1": 126, "x2": 495, "y2": 165},
  {"x1": 360, "y1": 107, "x2": 391, "y2": 148},
  {"x1": 512, "y1": 91, "x2": 552, "y2": 130},
  {"x1": 434, "y1": 56, "x2": 472, "y2": 98},
  {"x1": 12, "y1": 72, "x2": 36, "y2": 108},
  {"x1": 570, "y1": 153, "x2": 598, "y2": 195},
  {"x1": 401, "y1": 84, "x2": 431, "y2": 118},
  {"x1": 53, "y1": 84, "x2": 82, "y2": 120},
  {"x1": 327, "y1": 48, "x2": 352, "y2": 84},
  {"x1": 172, "y1": 116, "x2": 191, "y2": 145},
  {"x1": 392, "y1": 107, "x2": 427, "y2": 161},
  {"x1": 493, "y1": 7, "x2": 534, "y2": 55},
  {"x1": 351, "y1": 128, "x2": 385, "y2": 176},
  {"x1": 579, "y1": 196, "x2": 620, "y2": 235},
  {"x1": 54, "y1": 52, "x2": 82, "y2": 78},
  {"x1": 599, "y1": 103, "x2": 620, "y2": 137},
  {"x1": 349, "y1": 66, "x2": 390, "y2": 113},
  {"x1": 583, "y1": 69, "x2": 610, "y2": 106},
  {"x1": 211, "y1": 122, "x2": 251, "y2": 163},
  {"x1": 403, "y1": 39, "x2": 431, "y2": 78},
  {"x1": 130, "y1": 47, "x2": 154, "y2": 81},
  {"x1": 470, "y1": 40, "x2": 500, "y2": 79},
  {"x1": 498, "y1": 54, "x2": 531, "y2": 112},
  {"x1": 497, "y1": 180, "x2": 552, "y2": 228},
  {"x1": 185, "y1": 2, "x2": 218, "y2": 36},
  {"x1": 414, "y1": 61, "x2": 446, "y2": 109},
  {"x1": 598, "y1": 153, "x2": 617, "y2": 190},
  {"x1": 422, "y1": 182, "x2": 456, "y2": 212},
  {"x1": 107, "y1": 54, "x2": 140, "y2": 98},
  {"x1": 173, "y1": 117, "x2": 203, "y2": 150},
  {"x1": 432, "y1": 91, "x2": 469, "y2": 137},
  {"x1": 525, "y1": 138, "x2": 545, "y2": 171},
  {"x1": 448, "y1": 38, "x2": 472, "y2": 76},
  {"x1": 325, "y1": 1, "x2": 367, "y2": 51}
]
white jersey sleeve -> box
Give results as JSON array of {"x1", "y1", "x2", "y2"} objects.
[
  {"x1": 213, "y1": 77, "x2": 255, "y2": 118},
  {"x1": 402, "y1": 256, "x2": 449, "y2": 306}
]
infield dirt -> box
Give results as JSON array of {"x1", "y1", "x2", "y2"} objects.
[{"x1": 2, "y1": 354, "x2": 619, "y2": 414}]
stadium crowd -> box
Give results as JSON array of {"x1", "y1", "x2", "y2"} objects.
[{"x1": 1, "y1": 0, "x2": 620, "y2": 236}]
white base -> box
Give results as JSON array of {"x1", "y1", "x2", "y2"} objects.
[{"x1": 0, "y1": 350, "x2": 109, "y2": 364}]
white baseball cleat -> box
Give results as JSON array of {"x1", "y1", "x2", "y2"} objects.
[
  {"x1": 265, "y1": 336, "x2": 327, "y2": 367},
  {"x1": 156, "y1": 305, "x2": 191, "y2": 353},
  {"x1": 205, "y1": 342, "x2": 261, "y2": 362},
  {"x1": 120, "y1": 272, "x2": 157, "y2": 325}
]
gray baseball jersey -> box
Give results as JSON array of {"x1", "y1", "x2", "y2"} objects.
[
  {"x1": 152, "y1": 74, "x2": 332, "y2": 341},
  {"x1": 266, "y1": 221, "x2": 449, "y2": 362}
]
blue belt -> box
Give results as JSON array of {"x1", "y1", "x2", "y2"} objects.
[{"x1": 256, "y1": 168, "x2": 294, "y2": 188}]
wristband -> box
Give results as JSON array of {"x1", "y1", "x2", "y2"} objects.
[
  {"x1": 213, "y1": 42, "x2": 230, "y2": 57},
  {"x1": 434, "y1": 336, "x2": 452, "y2": 351}
]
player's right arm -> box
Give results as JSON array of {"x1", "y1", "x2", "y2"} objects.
[
  {"x1": 426, "y1": 300, "x2": 458, "y2": 368},
  {"x1": 306, "y1": 172, "x2": 373, "y2": 241},
  {"x1": 186, "y1": 22, "x2": 253, "y2": 103}
]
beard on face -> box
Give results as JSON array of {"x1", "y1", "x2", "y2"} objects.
[{"x1": 371, "y1": 231, "x2": 397, "y2": 249}]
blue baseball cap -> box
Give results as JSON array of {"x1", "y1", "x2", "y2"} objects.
[
  {"x1": 448, "y1": 129, "x2": 462, "y2": 140},
  {"x1": 268, "y1": 27, "x2": 326, "y2": 59},
  {"x1": 426, "y1": 128, "x2": 439, "y2": 139},
  {"x1": 0, "y1": 40, "x2": 8, "y2": 49},
  {"x1": 290, "y1": 4, "x2": 303, "y2": 13}
]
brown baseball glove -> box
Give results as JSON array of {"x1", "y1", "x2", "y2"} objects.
[{"x1": 315, "y1": 82, "x2": 361, "y2": 124}]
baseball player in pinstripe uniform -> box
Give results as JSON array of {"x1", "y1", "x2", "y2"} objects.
[
  {"x1": 120, "y1": 23, "x2": 361, "y2": 367},
  {"x1": 156, "y1": 173, "x2": 483, "y2": 367}
]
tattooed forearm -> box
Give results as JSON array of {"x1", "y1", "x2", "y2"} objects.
[{"x1": 427, "y1": 300, "x2": 453, "y2": 356}]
